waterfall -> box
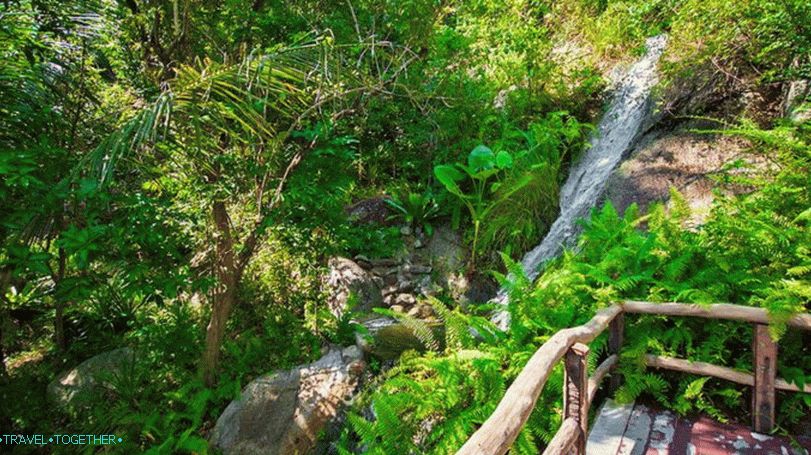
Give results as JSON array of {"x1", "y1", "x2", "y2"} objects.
[{"x1": 492, "y1": 35, "x2": 667, "y2": 328}]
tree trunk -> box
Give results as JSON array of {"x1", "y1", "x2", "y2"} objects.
[
  {"x1": 201, "y1": 201, "x2": 239, "y2": 387},
  {"x1": 54, "y1": 247, "x2": 67, "y2": 351},
  {"x1": 0, "y1": 312, "x2": 7, "y2": 382},
  {"x1": 0, "y1": 266, "x2": 12, "y2": 380},
  {"x1": 55, "y1": 302, "x2": 66, "y2": 351}
]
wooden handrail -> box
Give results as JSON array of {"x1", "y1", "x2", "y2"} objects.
[
  {"x1": 645, "y1": 355, "x2": 811, "y2": 393},
  {"x1": 456, "y1": 305, "x2": 622, "y2": 455},
  {"x1": 623, "y1": 300, "x2": 811, "y2": 330},
  {"x1": 457, "y1": 301, "x2": 811, "y2": 455},
  {"x1": 541, "y1": 418, "x2": 579, "y2": 455},
  {"x1": 588, "y1": 354, "x2": 619, "y2": 406}
]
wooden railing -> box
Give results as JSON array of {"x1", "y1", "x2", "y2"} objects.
[{"x1": 456, "y1": 301, "x2": 811, "y2": 455}]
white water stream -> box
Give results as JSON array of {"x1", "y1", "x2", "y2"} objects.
[{"x1": 493, "y1": 35, "x2": 667, "y2": 328}]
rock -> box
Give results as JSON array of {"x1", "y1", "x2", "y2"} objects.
[
  {"x1": 416, "y1": 275, "x2": 440, "y2": 297},
  {"x1": 413, "y1": 238, "x2": 424, "y2": 249},
  {"x1": 417, "y1": 304, "x2": 435, "y2": 319},
  {"x1": 424, "y1": 225, "x2": 467, "y2": 295},
  {"x1": 404, "y1": 264, "x2": 432, "y2": 274},
  {"x1": 324, "y1": 257, "x2": 383, "y2": 317},
  {"x1": 369, "y1": 258, "x2": 399, "y2": 267},
  {"x1": 382, "y1": 272, "x2": 399, "y2": 286},
  {"x1": 407, "y1": 306, "x2": 421, "y2": 317},
  {"x1": 783, "y1": 79, "x2": 810, "y2": 123},
  {"x1": 390, "y1": 305, "x2": 405, "y2": 313},
  {"x1": 393, "y1": 293, "x2": 417, "y2": 307},
  {"x1": 381, "y1": 284, "x2": 399, "y2": 297},
  {"x1": 354, "y1": 316, "x2": 397, "y2": 354},
  {"x1": 397, "y1": 280, "x2": 415, "y2": 293},
  {"x1": 48, "y1": 348, "x2": 134, "y2": 411},
  {"x1": 370, "y1": 266, "x2": 398, "y2": 277},
  {"x1": 353, "y1": 254, "x2": 373, "y2": 269},
  {"x1": 605, "y1": 127, "x2": 763, "y2": 226},
  {"x1": 354, "y1": 316, "x2": 445, "y2": 360},
  {"x1": 210, "y1": 346, "x2": 365, "y2": 455},
  {"x1": 345, "y1": 197, "x2": 392, "y2": 225},
  {"x1": 400, "y1": 225, "x2": 412, "y2": 236}
]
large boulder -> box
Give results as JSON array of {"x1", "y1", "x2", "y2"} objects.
[
  {"x1": 354, "y1": 316, "x2": 445, "y2": 361},
  {"x1": 423, "y1": 225, "x2": 465, "y2": 274},
  {"x1": 783, "y1": 79, "x2": 810, "y2": 123},
  {"x1": 606, "y1": 127, "x2": 758, "y2": 225},
  {"x1": 48, "y1": 347, "x2": 134, "y2": 411},
  {"x1": 344, "y1": 196, "x2": 392, "y2": 225},
  {"x1": 323, "y1": 257, "x2": 383, "y2": 317},
  {"x1": 422, "y1": 225, "x2": 469, "y2": 300},
  {"x1": 210, "y1": 346, "x2": 365, "y2": 455}
]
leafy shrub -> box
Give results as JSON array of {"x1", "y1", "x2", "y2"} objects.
[
  {"x1": 341, "y1": 119, "x2": 811, "y2": 451},
  {"x1": 385, "y1": 190, "x2": 440, "y2": 236},
  {"x1": 434, "y1": 113, "x2": 590, "y2": 270},
  {"x1": 435, "y1": 145, "x2": 529, "y2": 270}
]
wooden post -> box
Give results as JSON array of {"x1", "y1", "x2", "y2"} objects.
[
  {"x1": 565, "y1": 343, "x2": 589, "y2": 455},
  {"x1": 752, "y1": 324, "x2": 777, "y2": 433},
  {"x1": 608, "y1": 313, "x2": 624, "y2": 393}
]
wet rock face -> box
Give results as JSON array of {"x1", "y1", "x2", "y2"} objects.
[
  {"x1": 605, "y1": 127, "x2": 761, "y2": 226},
  {"x1": 210, "y1": 346, "x2": 365, "y2": 455},
  {"x1": 48, "y1": 347, "x2": 134, "y2": 411}
]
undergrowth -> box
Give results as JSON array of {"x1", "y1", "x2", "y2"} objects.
[{"x1": 338, "y1": 119, "x2": 811, "y2": 453}]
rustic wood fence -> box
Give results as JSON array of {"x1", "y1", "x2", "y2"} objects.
[{"x1": 456, "y1": 301, "x2": 811, "y2": 455}]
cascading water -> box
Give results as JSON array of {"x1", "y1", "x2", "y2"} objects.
[{"x1": 493, "y1": 35, "x2": 667, "y2": 328}]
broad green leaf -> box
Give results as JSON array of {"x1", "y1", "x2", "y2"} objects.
[
  {"x1": 467, "y1": 145, "x2": 495, "y2": 172},
  {"x1": 434, "y1": 165, "x2": 466, "y2": 198},
  {"x1": 495, "y1": 150, "x2": 513, "y2": 169}
]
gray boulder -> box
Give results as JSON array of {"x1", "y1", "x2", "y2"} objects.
[
  {"x1": 344, "y1": 196, "x2": 392, "y2": 225},
  {"x1": 323, "y1": 257, "x2": 383, "y2": 317},
  {"x1": 210, "y1": 346, "x2": 365, "y2": 455},
  {"x1": 605, "y1": 127, "x2": 761, "y2": 226},
  {"x1": 48, "y1": 347, "x2": 134, "y2": 410},
  {"x1": 783, "y1": 79, "x2": 810, "y2": 123},
  {"x1": 354, "y1": 316, "x2": 444, "y2": 360}
]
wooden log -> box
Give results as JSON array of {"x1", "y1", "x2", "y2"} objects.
[
  {"x1": 645, "y1": 355, "x2": 753, "y2": 386},
  {"x1": 622, "y1": 301, "x2": 811, "y2": 331},
  {"x1": 588, "y1": 354, "x2": 619, "y2": 406},
  {"x1": 608, "y1": 313, "x2": 624, "y2": 393},
  {"x1": 644, "y1": 355, "x2": 811, "y2": 393},
  {"x1": 457, "y1": 305, "x2": 622, "y2": 455},
  {"x1": 541, "y1": 418, "x2": 580, "y2": 455},
  {"x1": 753, "y1": 324, "x2": 777, "y2": 433},
  {"x1": 565, "y1": 343, "x2": 589, "y2": 455}
]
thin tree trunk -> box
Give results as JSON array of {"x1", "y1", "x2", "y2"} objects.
[
  {"x1": 201, "y1": 201, "x2": 239, "y2": 387},
  {"x1": 0, "y1": 320, "x2": 6, "y2": 382},
  {"x1": 0, "y1": 266, "x2": 12, "y2": 381},
  {"x1": 54, "y1": 247, "x2": 67, "y2": 351}
]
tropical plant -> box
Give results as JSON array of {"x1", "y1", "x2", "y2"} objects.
[
  {"x1": 479, "y1": 113, "x2": 591, "y2": 260},
  {"x1": 385, "y1": 190, "x2": 440, "y2": 236},
  {"x1": 434, "y1": 145, "x2": 532, "y2": 270}
]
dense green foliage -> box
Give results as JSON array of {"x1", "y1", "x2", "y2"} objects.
[
  {"x1": 1, "y1": 0, "x2": 809, "y2": 453},
  {"x1": 340, "y1": 120, "x2": 811, "y2": 453}
]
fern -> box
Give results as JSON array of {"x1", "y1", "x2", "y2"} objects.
[{"x1": 340, "y1": 119, "x2": 811, "y2": 451}]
